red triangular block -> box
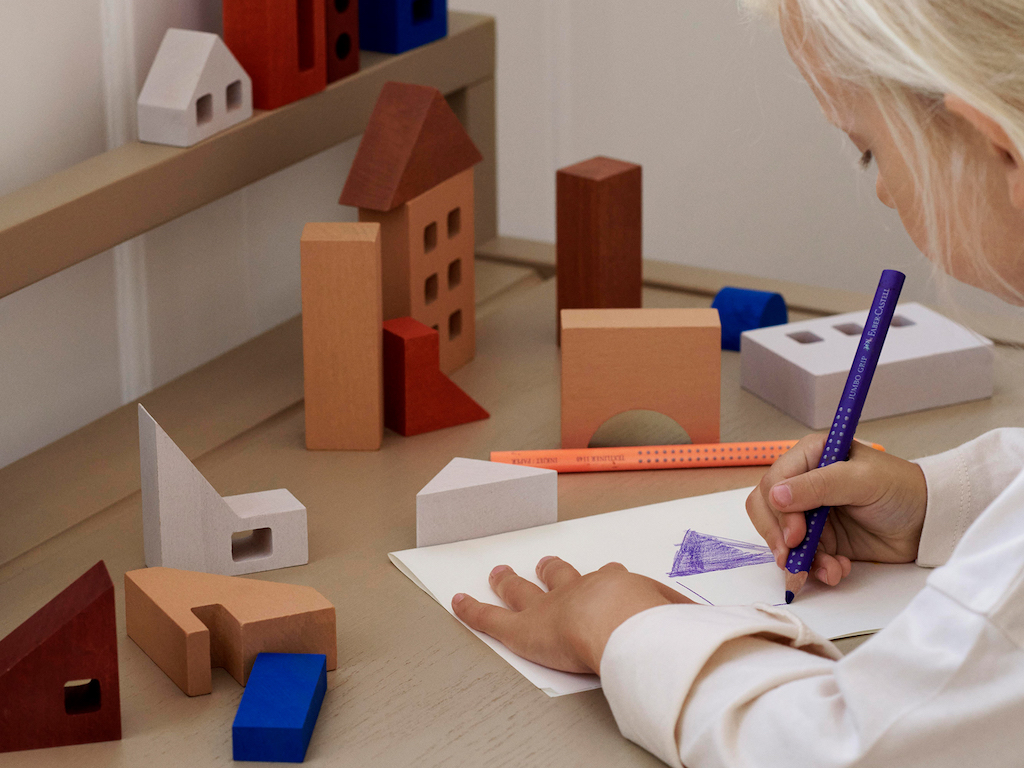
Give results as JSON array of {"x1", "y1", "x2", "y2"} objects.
[
  {"x1": 383, "y1": 317, "x2": 489, "y2": 436},
  {"x1": 0, "y1": 561, "x2": 121, "y2": 753}
]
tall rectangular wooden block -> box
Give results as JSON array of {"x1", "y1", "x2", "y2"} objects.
[
  {"x1": 325, "y1": 0, "x2": 360, "y2": 83},
  {"x1": 556, "y1": 157, "x2": 643, "y2": 337},
  {"x1": 301, "y1": 222, "x2": 383, "y2": 450},
  {"x1": 222, "y1": 0, "x2": 328, "y2": 110},
  {"x1": 560, "y1": 308, "x2": 721, "y2": 449}
]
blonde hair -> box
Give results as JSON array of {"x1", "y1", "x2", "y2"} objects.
[{"x1": 744, "y1": 0, "x2": 1024, "y2": 303}]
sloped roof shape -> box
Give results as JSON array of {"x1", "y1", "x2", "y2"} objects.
[
  {"x1": 340, "y1": 81, "x2": 483, "y2": 212},
  {"x1": 139, "y1": 29, "x2": 246, "y2": 111}
]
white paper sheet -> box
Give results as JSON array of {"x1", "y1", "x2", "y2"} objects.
[{"x1": 389, "y1": 486, "x2": 930, "y2": 697}]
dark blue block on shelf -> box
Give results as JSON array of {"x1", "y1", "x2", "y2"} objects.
[
  {"x1": 360, "y1": 0, "x2": 448, "y2": 54},
  {"x1": 712, "y1": 286, "x2": 788, "y2": 351},
  {"x1": 233, "y1": 653, "x2": 328, "y2": 763}
]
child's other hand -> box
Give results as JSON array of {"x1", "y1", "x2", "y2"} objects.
[
  {"x1": 746, "y1": 434, "x2": 927, "y2": 587},
  {"x1": 451, "y1": 556, "x2": 692, "y2": 675}
]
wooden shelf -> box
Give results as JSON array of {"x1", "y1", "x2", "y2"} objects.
[{"x1": 0, "y1": 12, "x2": 496, "y2": 300}]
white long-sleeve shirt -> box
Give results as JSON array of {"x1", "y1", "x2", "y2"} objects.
[{"x1": 600, "y1": 428, "x2": 1024, "y2": 767}]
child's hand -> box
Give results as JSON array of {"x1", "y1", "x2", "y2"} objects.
[
  {"x1": 451, "y1": 556, "x2": 693, "y2": 675},
  {"x1": 746, "y1": 434, "x2": 927, "y2": 587}
]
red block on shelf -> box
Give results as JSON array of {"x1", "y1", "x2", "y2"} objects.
[
  {"x1": 223, "y1": 0, "x2": 328, "y2": 110},
  {"x1": 383, "y1": 317, "x2": 488, "y2": 436},
  {"x1": 326, "y1": 0, "x2": 360, "y2": 83},
  {"x1": 0, "y1": 561, "x2": 121, "y2": 754}
]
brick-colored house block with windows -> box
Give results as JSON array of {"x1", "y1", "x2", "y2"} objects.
[{"x1": 340, "y1": 81, "x2": 482, "y2": 373}]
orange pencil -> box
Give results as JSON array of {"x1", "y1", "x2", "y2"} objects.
[{"x1": 490, "y1": 440, "x2": 885, "y2": 474}]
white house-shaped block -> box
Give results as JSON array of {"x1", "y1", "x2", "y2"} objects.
[
  {"x1": 139, "y1": 405, "x2": 308, "y2": 575},
  {"x1": 416, "y1": 458, "x2": 558, "y2": 547},
  {"x1": 740, "y1": 302, "x2": 994, "y2": 429},
  {"x1": 138, "y1": 28, "x2": 253, "y2": 148}
]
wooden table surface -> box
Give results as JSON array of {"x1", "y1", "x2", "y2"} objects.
[{"x1": 3, "y1": 258, "x2": 1023, "y2": 766}]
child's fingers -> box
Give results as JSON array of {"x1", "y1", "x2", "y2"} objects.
[
  {"x1": 536, "y1": 556, "x2": 581, "y2": 589},
  {"x1": 489, "y1": 565, "x2": 544, "y2": 611},
  {"x1": 810, "y1": 551, "x2": 851, "y2": 586},
  {"x1": 452, "y1": 593, "x2": 517, "y2": 637}
]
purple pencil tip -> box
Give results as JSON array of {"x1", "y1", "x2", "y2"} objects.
[{"x1": 785, "y1": 591, "x2": 794, "y2": 604}]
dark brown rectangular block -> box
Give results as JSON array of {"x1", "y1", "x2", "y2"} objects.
[{"x1": 556, "y1": 156, "x2": 642, "y2": 339}]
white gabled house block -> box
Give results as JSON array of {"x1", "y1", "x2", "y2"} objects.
[
  {"x1": 139, "y1": 405, "x2": 308, "y2": 575},
  {"x1": 740, "y1": 302, "x2": 994, "y2": 429},
  {"x1": 416, "y1": 458, "x2": 558, "y2": 547},
  {"x1": 137, "y1": 28, "x2": 252, "y2": 147}
]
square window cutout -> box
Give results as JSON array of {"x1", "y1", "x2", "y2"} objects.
[
  {"x1": 196, "y1": 93, "x2": 213, "y2": 125},
  {"x1": 447, "y1": 259, "x2": 462, "y2": 289},
  {"x1": 412, "y1": 0, "x2": 433, "y2": 24},
  {"x1": 788, "y1": 331, "x2": 823, "y2": 344},
  {"x1": 226, "y1": 80, "x2": 242, "y2": 111},
  {"x1": 447, "y1": 208, "x2": 461, "y2": 238},
  {"x1": 833, "y1": 323, "x2": 863, "y2": 336},
  {"x1": 424, "y1": 222, "x2": 438, "y2": 253},
  {"x1": 231, "y1": 528, "x2": 273, "y2": 562},
  {"x1": 65, "y1": 679, "x2": 101, "y2": 715},
  {"x1": 448, "y1": 310, "x2": 462, "y2": 340},
  {"x1": 425, "y1": 273, "x2": 439, "y2": 304},
  {"x1": 891, "y1": 315, "x2": 915, "y2": 327}
]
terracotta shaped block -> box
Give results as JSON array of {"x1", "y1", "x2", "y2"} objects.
[
  {"x1": 222, "y1": 0, "x2": 327, "y2": 110},
  {"x1": 340, "y1": 82, "x2": 482, "y2": 373},
  {"x1": 416, "y1": 458, "x2": 557, "y2": 547},
  {"x1": 556, "y1": 157, "x2": 643, "y2": 339},
  {"x1": 325, "y1": 0, "x2": 360, "y2": 83},
  {"x1": 383, "y1": 317, "x2": 488, "y2": 436},
  {"x1": 125, "y1": 568, "x2": 337, "y2": 697},
  {"x1": 560, "y1": 308, "x2": 721, "y2": 449},
  {"x1": 0, "y1": 562, "x2": 121, "y2": 753},
  {"x1": 741, "y1": 301, "x2": 994, "y2": 428},
  {"x1": 301, "y1": 222, "x2": 383, "y2": 450},
  {"x1": 359, "y1": 0, "x2": 447, "y2": 54},
  {"x1": 138, "y1": 29, "x2": 253, "y2": 148},
  {"x1": 140, "y1": 405, "x2": 309, "y2": 576}
]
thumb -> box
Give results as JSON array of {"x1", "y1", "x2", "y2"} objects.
[{"x1": 770, "y1": 459, "x2": 873, "y2": 513}]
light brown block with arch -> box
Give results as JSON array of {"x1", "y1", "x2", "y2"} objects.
[{"x1": 560, "y1": 308, "x2": 721, "y2": 449}]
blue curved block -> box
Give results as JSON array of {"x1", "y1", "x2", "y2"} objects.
[
  {"x1": 712, "y1": 286, "x2": 787, "y2": 351},
  {"x1": 233, "y1": 653, "x2": 327, "y2": 763},
  {"x1": 360, "y1": 0, "x2": 448, "y2": 54}
]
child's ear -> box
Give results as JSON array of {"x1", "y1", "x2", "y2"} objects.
[{"x1": 945, "y1": 93, "x2": 1024, "y2": 211}]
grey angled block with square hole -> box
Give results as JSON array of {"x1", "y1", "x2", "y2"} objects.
[
  {"x1": 138, "y1": 405, "x2": 307, "y2": 575},
  {"x1": 739, "y1": 302, "x2": 994, "y2": 429}
]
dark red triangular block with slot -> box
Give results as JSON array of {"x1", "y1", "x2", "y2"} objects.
[
  {"x1": 0, "y1": 561, "x2": 121, "y2": 753},
  {"x1": 383, "y1": 317, "x2": 489, "y2": 436}
]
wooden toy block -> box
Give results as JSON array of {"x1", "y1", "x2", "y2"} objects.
[
  {"x1": 300, "y1": 222, "x2": 384, "y2": 450},
  {"x1": 233, "y1": 653, "x2": 327, "y2": 763},
  {"x1": 416, "y1": 458, "x2": 557, "y2": 547},
  {"x1": 740, "y1": 301, "x2": 994, "y2": 429},
  {"x1": 325, "y1": 0, "x2": 360, "y2": 83},
  {"x1": 383, "y1": 317, "x2": 488, "y2": 436},
  {"x1": 359, "y1": 0, "x2": 447, "y2": 54},
  {"x1": 0, "y1": 562, "x2": 121, "y2": 753},
  {"x1": 712, "y1": 286, "x2": 788, "y2": 351},
  {"x1": 560, "y1": 308, "x2": 721, "y2": 449},
  {"x1": 222, "y1": 0, "x2": 327, "y2": 110},
  {"x1": 139, "y1": 405, "x2": 309, "y2": 575},
  {"x1": 556, "y1": 156, "x2": 643, "y2": 339},
  {"x1": 340, "y1": 82, "x2": 482, "y2": 373},
  {"x1": 124, "y1": 567, "x2": 337, "y2": 697},
  {"x1": 138, "y1": 29, "x2": 253, "y2": 148}
]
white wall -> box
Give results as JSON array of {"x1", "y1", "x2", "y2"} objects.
[{"x1": 0, "y1": 0, "x2": 1012, "y2": 468}]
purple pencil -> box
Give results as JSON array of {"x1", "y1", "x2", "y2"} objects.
[{"x1": 784, "y1": 269, "x2": 906, "y2": 603}]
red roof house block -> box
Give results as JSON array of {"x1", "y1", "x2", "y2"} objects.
[
  {"x1": 340, "y1": 81, "x2": 483, "y2": 374},
  {"x1": 222, "y1": 0, "x2": 328, "y2": 110},
  {"x1": 0, "y1": 562, "x2": 121, "y2": 754}
]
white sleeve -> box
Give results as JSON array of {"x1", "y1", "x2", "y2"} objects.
[
  {"x1": 914, "y1": 428, "x2": 1024, "y2": 566},
  {"x1": 600, "y1": 465, "x2": 1024, "y2": 768}
]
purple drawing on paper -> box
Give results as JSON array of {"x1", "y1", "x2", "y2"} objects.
[{"x1": 669, "y1": 530, "x2": 774, "y2": 578}]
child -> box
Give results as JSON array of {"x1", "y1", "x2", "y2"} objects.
[{"x1": 452, "y1": 1, "x2": 1024, "y2": 765}]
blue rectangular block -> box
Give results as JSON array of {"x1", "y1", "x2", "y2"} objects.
[
  {"x1": 359, "y1": 0, "x2": 448, "y2": 54},
  {"x1": 233, "y1": 653, "x2": 328, "y2": 763}
]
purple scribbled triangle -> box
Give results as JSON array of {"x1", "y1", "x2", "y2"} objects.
[{"x1": 669, "y1": 530, "x2": 774, "y2": 577}]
